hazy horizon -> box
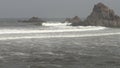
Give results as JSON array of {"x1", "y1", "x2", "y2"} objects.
[{"x1": 0, "y1": 0, "x2": 120, "y2": 18}]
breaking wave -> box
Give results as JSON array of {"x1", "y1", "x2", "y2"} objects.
[
  {"x1": 0, "y1": 22, "x2": 108, "y2": 40},
  {"x1": 0, "y1": 26, "x2": 105, "y2": 34},
  {"x1": 0, "y1": 22, "x2": 106, "y2": 34},
  {"x1": 0, "y1": 32, "x2": 120, "y2": 40},
  {"x1": 42, "y1": 22, "x2": 71, "y2": 26}
]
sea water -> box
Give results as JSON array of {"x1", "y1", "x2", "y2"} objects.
[{"x1": 0, "y1": 20, "x2": 120, "y2": 68}]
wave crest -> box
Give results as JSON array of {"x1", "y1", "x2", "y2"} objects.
[
  {"x1": 0, "y1": 32, "x2": 119, "y2": 40},
  {"x1": 0, "y1": 26, "x2": 106, "y2": 34}
]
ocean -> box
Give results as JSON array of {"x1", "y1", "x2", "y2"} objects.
[{"x1": 0, "y1": 19, "x2": 120, "y2": 68}]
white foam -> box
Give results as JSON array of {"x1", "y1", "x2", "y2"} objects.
[
  {"x1": 42, "y1": 22, "x2": 70, "y2": 26},
  {"x1": 0, "y1": 26, "x2": 106, "y2": 34},
  {"x1": 0, "y1": 32, "x2": 120, "y2": 40}
]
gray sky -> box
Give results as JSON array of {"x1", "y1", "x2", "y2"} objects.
[{"x1": 0, "y1": 0, "x2": 120, "y2": 18}]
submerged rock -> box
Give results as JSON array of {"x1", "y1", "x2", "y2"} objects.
[
  {"x1": 85, "y1": 2, "x2": 120, "y2": 27},
  {"x1": 64, "y1": 16, "x2": 83, "y2": 26}
]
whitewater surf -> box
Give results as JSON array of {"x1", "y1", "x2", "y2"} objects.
[
  {"x1": 0, "y1": 32, "x2": 119, "y2": 40},
  {"x1": 0, "y1": 22, "x2": 106, "y2": 34}
]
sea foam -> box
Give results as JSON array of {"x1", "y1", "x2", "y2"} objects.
[
  {"x1": 0, "y1": 32, "x2": 120, "y2": 40},
  {"x1": 0, "y1": 22, "x2": 108, "y2": 40},
  {"x1": 0, "y1": 26, "x2": 106, "y2": 34}
]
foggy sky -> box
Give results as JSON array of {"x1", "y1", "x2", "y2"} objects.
[{"x1": 0, "y1": 0, "x2": 120, "y2": 18}]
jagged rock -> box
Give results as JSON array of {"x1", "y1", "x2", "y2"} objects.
[
  {"x1": 64, "y1": 16, "x2": 83, "y2": 26},
  {"x1": 85, "y1": 2, "x2": 120, "y2": 27}
]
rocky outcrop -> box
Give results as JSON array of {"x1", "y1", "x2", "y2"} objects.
[
  {"x1": 64, "y1": 16, "x2": 83, "y2": 26},
  {"x1": 21, "y1": 17, "x2": 45, "y2": 22},
  {"x1": 18, "y1": 17, "x2": 46, "y2": 25},
  {"x1": 85, "y1": 2, "x2": 120, "y2": 27}
]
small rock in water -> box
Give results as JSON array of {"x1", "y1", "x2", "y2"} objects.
[{"x1": 64, "y1": 16, "x2": 83, "y2": 26}]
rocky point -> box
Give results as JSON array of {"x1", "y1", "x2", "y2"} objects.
[{"x1": 85, "y1": 2, "x2": 120, "y2": 27}]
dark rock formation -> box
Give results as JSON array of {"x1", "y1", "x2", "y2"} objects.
[
  {"x1": 85, "y1": 2, "x2": 120, "y2": 27},
  {"x1": 64, "y1": 16, "x2": 83, "y2": 26},
  {"x1": 18, "y1": 17, "x2": 46, "y2": 25}
]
